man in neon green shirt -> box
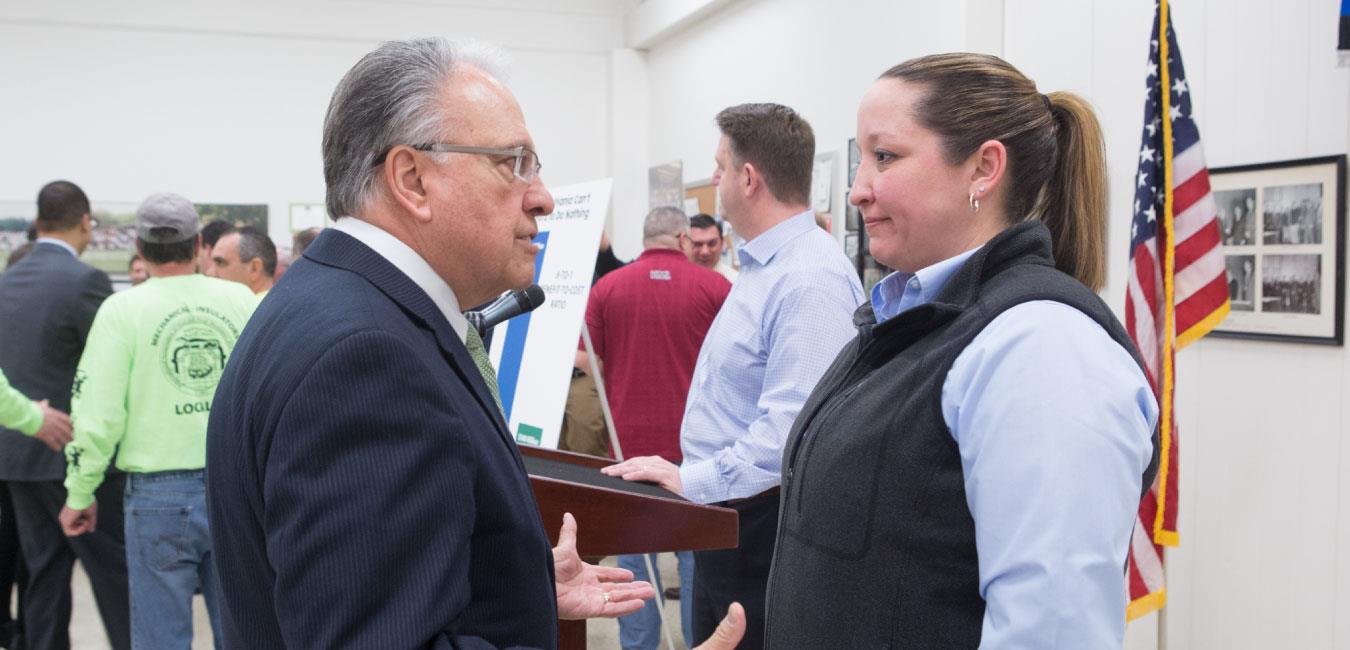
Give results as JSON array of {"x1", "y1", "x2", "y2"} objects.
[
  {"x1": 58, "y1": 193, "x2": 256, "y2": 648},
  {"x1": 0, "y1": 369, "x2": 71, "y2": 452}
]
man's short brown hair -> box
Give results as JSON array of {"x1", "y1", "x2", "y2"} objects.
[{"x1": 715, "y1": 103, "x2": 815, "y2": 206}]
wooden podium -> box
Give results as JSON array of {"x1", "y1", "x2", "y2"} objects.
[{"x1": 519, "y1": 445, "x2": 738, "y2": 650}]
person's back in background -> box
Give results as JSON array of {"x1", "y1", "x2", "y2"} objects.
[
  {"x1": 0, "y1": 180, "x2": 129, "y2": 650},
  {"x1": 586, "y1": 206, "x2": 730, "y2": 649}
]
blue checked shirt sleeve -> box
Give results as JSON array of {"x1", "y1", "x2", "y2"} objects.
[{"x1": 680, "y1": 280, "x2": 860, "y2": 504}]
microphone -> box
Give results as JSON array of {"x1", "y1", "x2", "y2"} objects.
[{"x1": 465, "y1": 284, "x2": 546, "y2": 336}]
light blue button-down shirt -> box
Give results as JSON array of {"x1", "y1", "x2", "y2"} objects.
[
  {"x1": 679, "y1": 210, "x2": 864, "y2": 505},
  {"x1": 871, "y1": 251, "x2": 1158, "y2": 649}
]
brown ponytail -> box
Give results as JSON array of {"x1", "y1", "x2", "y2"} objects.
[
  {"x1": 1041, "y1": 92, "x2": 1108, "y2": 290},
  {"x1": 881, "y1": 54, "x2": 1109, "y2": 290}
]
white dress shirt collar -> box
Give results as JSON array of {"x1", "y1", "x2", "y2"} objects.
[
  {"x1": 332, "y1": 217, "x2": 468, "y2": 343},
  {"x1": 35, "y1": 237, "x2": 78, "y2": 258}
]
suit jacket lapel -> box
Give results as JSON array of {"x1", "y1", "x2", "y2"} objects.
[{"x1": 304, "y1": 230, "x2": 517, "y2": 451}]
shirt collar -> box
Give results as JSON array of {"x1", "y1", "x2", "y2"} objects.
[
  {"x1": 737, "y1": 209, "x2": 817, "y2": 268},
  {"x1": 638, "y1": 247, "x2": 687, "y2": 261},
  {"x1": 870, "y1": 245, "x2": 982, "y2": 324},
  {"x1": 332, "y1": 217, "x2": 468, "y2": 342},
  {"x1": 35, "y1": 237, "x2": 78, "y2": 258}
]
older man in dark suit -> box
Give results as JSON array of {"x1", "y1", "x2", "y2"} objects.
[
  {"x1": 208, "y1": 38, "x2": 722, "y2": 649},
  {"x1": 0, "y1": 181, "x2": 130, "y2": 650}
]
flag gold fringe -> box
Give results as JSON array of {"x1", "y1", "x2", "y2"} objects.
[
  {"x1": 1128, "y1": 588, "x2": 1168, "y2": 622},
  {"x1": 1177, "y1": 301, "x2": 1230, "y2": 349}
]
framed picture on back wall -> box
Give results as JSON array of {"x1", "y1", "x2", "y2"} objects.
[{"x1": 1209, "y1": 154, "x2": 1346, "y2": 345}]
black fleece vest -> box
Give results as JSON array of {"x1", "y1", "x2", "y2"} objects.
[{"x1": 763, "y1": 221, "x2": 1159, "y2": 648}]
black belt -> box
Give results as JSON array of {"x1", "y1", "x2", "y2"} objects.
[{"x1": 724, "y1": 486, "x2": 780, "y2": 506}]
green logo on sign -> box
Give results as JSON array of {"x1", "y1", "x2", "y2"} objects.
[{"x1": 516, "y1": 423, "x2": 542, "y2": 446}]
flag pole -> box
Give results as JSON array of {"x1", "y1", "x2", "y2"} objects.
[
  {"x1": 581, "y1": 326, "x2": 625, "y2": 464},
  {"x1": 1157, "y1": 549, "x2": 1168, "y2": 650},
  {"x1": 1157, "y1": 2, "x2": 1174, "y2": 647}
]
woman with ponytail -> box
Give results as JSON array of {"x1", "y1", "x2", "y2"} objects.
[{"x1": 764, "y1": 54, "x2": 1160, "y2": 648}]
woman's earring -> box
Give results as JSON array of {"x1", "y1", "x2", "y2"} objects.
[{"x1": 968, "y1": 192, "x2": 980, "y2": 213}]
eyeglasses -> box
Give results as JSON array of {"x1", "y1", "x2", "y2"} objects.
[{"x1": 402, "y1": 143, "x2": 542, "y2": 183}]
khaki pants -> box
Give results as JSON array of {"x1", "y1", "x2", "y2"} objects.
[{"x1": 558, "y1": 373, "x2": 609, "y2": 458}]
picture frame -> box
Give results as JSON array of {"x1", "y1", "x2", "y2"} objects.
[
  {"x1": 847, "y1": 137, "x2": 861, "y2": 187},
  {"x1": 88, "y1": 201, "x2": 140, "y2": 283},
  {"x1": 845, "y1": 138, "x2": 862, "y2": 232},
  {"x1": 0, "y1": 200, "x2": 36, "y2": 271},
  {"x1": 195, "y1": 203, "x2": 268, "y2": 232},
  {"x1": 810, "y1": 151, "x2": 836, "y2": 214},
  {"x1": 647, "y1": 160, "x2": 684, "y2": 212},
  {"x1": 1209, "y1": 154, "x2": 1345, "y2": 345},
  {"x1": 289, "y1": 203, "x2": 329, "y2": 233}
]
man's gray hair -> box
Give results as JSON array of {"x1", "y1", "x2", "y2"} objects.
[
  {"x1": 322, "y1": 37, "x2": 508, "y2": 219},
  {"x1": 642, "y1": 207, "x2": 690, "y2": 243},
  {"x1": 234, "y1": 226, "x2": 278, "y2": 278}
]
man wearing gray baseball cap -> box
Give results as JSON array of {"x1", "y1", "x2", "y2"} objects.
[
  {"x1": 135, "y1": 192, "x2": 203, "y2": 243},
  {"x1": 58, "y1": 192, "x2": 257, "y2": 648}
]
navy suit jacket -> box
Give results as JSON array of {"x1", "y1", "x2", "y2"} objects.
[
  {"x1": 207, "y1": 229, "x2": 557, "y2": 649},
  {"x1": 0, "y1": 241, "x2": 111, "y2": 481}
]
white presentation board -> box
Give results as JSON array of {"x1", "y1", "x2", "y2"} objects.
[{"x1": 488, "y1": 178, "x2": 611, "y2": 449}]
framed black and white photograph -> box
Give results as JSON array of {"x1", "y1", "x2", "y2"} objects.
[
  {"x1": 844, "y1": 191, "x2": 860, "y2": 232},
  {"x1": 1262, "y1": 183, "x2": 1323, "y2": 245},
  {"x1": 846, "y1": 139, "x2": 862, "y2": 232},
  {"x1": 1225, "y1": 254, "x2": 1255, "y2": 311},
  {"x1": 1211, "y1": 154, "x2": 1345, "y2": 344},
  {"x1": 847, "y1": 137, "x2": 860, "y2": 187},
  {"x1": 1215, "y1": 188, "x2": 1256, "y2": 245},
  {"x1": 811, "y1": 151, "x2": 835, "y2": 214}
]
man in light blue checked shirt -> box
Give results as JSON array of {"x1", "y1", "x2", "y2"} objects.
[{"x1": 604, "y1": 103, "x2": 863, "y2": 648}]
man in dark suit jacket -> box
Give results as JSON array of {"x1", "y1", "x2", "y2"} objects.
[
  {"x1": 0, "y1": 181, "x2": 131, "y2": 650},
  {"x1": 206, "y1": 38, "x2": 662, "y2": 649}
]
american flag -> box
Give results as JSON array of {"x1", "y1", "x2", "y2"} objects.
[{"x1": 1124, "y1": 0, "x2": 1230, "y2": 620}]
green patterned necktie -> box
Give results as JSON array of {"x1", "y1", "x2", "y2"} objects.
[{"x1": 464, "y1": 326, "x2": 505, "y2": 418}]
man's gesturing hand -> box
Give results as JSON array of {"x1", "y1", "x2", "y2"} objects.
[{"x1": 553, "y1": 513, "x2": 656, "y2": 619}]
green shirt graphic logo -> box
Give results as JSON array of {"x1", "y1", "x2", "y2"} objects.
[
  {"x1": 157, "y1": 310, "x2": 234, "y2": 397},
  {"x1": 71, "y1": 369, "x2": 87, "y2": 400}
]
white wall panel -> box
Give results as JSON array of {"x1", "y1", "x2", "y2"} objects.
[
  {"x1": 0, "y1": 0, "x2": 620, "y2": 252},
  {"x1": 1306, "y1": 3, "x2": 1350, "y2": 157}
]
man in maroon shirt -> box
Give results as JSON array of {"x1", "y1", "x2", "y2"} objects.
[{"x1": 585, "y1": 206, "x2": 731, "y2": 649}]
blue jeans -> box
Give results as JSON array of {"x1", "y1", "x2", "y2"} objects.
[
  {"x1": 123, "y1": 470, "x2": 221, "y2": 649},
  {"x1": 617, "y1": 551, "x2": 694, "y2": 649}
]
